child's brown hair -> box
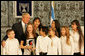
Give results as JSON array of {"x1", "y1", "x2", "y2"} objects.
[
  {"x1": 49, "y1": 27, "x2": 58, "y2": 38},
  {"x1": 6, "y1": 29, "x2": 14, "y2": 35}
]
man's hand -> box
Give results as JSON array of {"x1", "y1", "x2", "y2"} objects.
[{"x1": 1, "y1": 40, "x2": 6, "y2": 47}]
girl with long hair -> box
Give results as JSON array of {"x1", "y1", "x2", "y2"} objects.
[
  {"x1": 70, "y1": 20, "x2": 84, "y2": 55},
  {"x1": 51, "y1": 20, "x2": 61, "y2": 37},
  {"x1": 48, "y1": 28, "x2": 61, "y2": 55},
  {"x1": 33, "y1": 17, "x2": 42, "y2": 35},
  {"x1": 60, "y1": 26, "x2": 74, "y2": 55},
  {"x1": 20, "y1": 22, "x2": 38, "y2": 55}
]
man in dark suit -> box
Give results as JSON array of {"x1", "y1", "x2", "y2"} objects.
[{"x1": 1, "y1": 13, "x2": 30, "y2": 54}]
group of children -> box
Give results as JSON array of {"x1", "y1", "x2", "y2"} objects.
[{"x1": 1, "y1": 19, "x2": 84, "y2": 55}]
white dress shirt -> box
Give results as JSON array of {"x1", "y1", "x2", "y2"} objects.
[
  {"x1": 22, "y1": 21, "x2": 26, "y2": 33},
  {"x1": 36, "y1": 36, "x2": 51, "y2": 55},
  {"x1": 60, "y1": 36, "x2": 74, "y2": 55},
  {"x1": 48, "y1": 36, "x2": 61, "y2": 55},
  {"x1": 70, "y1": 30, "x2": 84, "y2": 54},
  {"x1": 2, "y1": 38, "x2": 22, "y2": 55}
]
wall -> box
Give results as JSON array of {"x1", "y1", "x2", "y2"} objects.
[{"x1": 1, "y1": 1, "x2": 84, "y2": 41}]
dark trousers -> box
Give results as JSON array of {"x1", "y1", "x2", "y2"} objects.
[
  {"x1": 21, "y1": 49, "x2": 24, "y2": 55},
  {"x1": 39, "y1": 52, "x2": 47, "y2": 55}
]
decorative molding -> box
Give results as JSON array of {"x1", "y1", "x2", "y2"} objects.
[{"x1": 13, "y1": 1, "x2": 34, "y2": 18}]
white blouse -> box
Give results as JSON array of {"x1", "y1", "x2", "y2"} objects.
[
  {"x1": 60, "y1": 36, "x2": 74, "y2": 55},
  {"x1": 70, "y1": 30, "x2": 84, "y2": 54},
  {"x1": 80, "y1": 43, "x2": 84, "y2": 54},
  {"x1": 70, "y1": 30, "x2": 80, "y2": 52},
  {"x1": 2, "y1": 38, "x2": 22, "y2": 55},
  {"x1": 36, "y1": 36, "x2": 51, "y2": 55},
  {"x1": 48, "y1": 36, "x2": 61, "y2": 55},
  {"x1": 24, "y1": 38, "x2": 36, "y2": 55}
]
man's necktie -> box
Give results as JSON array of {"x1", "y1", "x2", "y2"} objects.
[{"x1": 25, "y1": 24, "x2": 27, "y2": 33}]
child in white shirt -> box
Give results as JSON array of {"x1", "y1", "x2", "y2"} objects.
[
  {"x1": 60, "y1": 26, "x2": 74, "y2": 55},
  {"x1": 36, "y1": 26, "x2": 51, "y2": 55},
  {"x1": 48, "y1": 28, "x2": 61, "y2": 55},
  {"x1": 70, "y1": 20, "x2": 84, "y2": 55},
  {"x1": 2, "y1": 29, "x2": 22, "y2": 55}
]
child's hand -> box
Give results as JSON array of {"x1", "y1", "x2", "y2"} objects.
[
  {"x1": 1, "y1": 40, "x2": 6, "y2": 47},
  {"x1": 81, "y1": 53, "x2": 84, "y2": 55},
  {"x1": 32, "y1": 47, "x2": 36, "y2": 51},
  {"x1": 27, "y1": 45, "x2": 32, "y2": 49}
]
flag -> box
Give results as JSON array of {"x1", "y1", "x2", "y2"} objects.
[{"x1": 50, "y1": 1, "x2": 55, "y2": 27}]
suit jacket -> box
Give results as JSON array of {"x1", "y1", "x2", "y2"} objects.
[{"x1": 2, "y1": 21, "x2": 25, "y2": 43}]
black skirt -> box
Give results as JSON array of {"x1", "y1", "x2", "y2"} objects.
[{"x1": 74, "y1": 52, "x2": 80, "y2": 55}]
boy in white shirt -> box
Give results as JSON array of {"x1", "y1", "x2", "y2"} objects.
[
  {"x1": 36, "y1": 26, "x2": 51, "y2": 55},
  {"x1": 2, "y1": 29, "x2": 22, "y2": 55}
]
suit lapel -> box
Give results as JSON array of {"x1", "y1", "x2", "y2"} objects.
[{"x1": 19, "y1": 22, "x2": 24, "y2": 34}]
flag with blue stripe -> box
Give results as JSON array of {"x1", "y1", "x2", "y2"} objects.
[{"x1": 50, "y1": 1, "x2": 55, "y2": 27}]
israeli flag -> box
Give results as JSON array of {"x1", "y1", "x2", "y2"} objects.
[{"x1": 50, "y1": 1, "x2": 55, "y2": 27}]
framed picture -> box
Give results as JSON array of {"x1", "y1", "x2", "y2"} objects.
[{"x1": 13, "y1": 1, "x2": 34, "y2": 18}]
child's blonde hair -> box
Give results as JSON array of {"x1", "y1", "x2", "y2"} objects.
[
  {"x1": 61, "y1": 26, "x2": 70, "y2": 45},
  {"x1": 49, "y1": 28, "x2": 58, "y2": 47}
]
